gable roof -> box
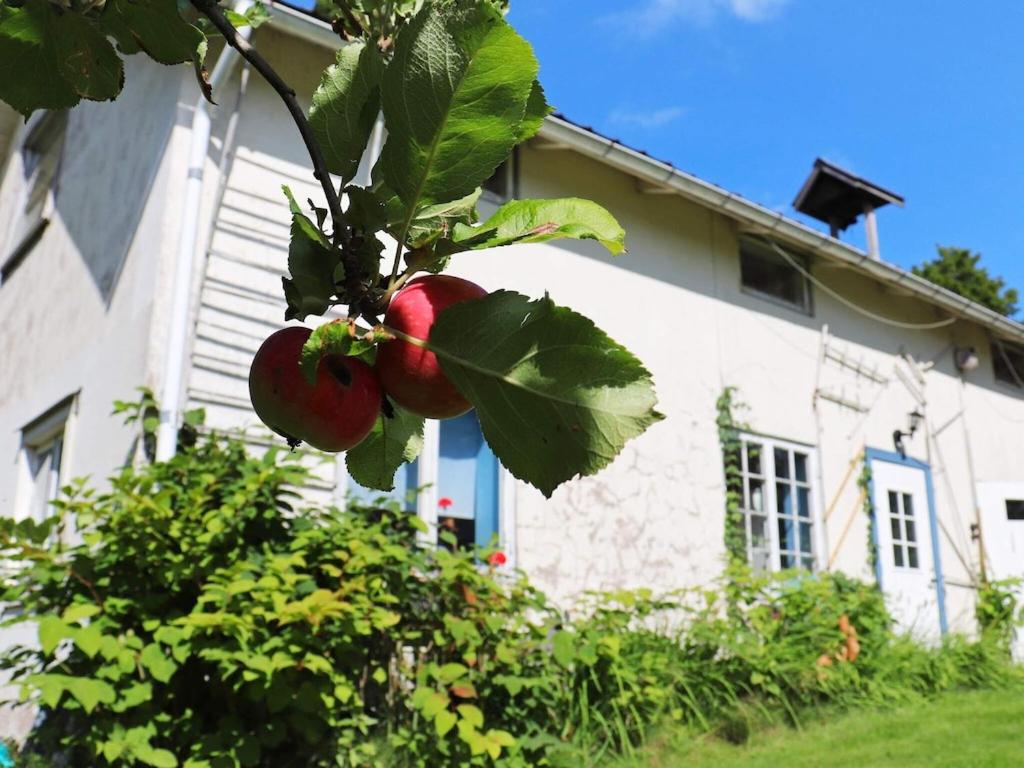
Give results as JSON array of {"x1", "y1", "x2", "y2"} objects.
[{"x1": 266, "y1": 2, "x2": 1024, "y2": 346}]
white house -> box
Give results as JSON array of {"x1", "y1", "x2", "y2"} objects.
[{"x1": 2, "y1": 5, "x2": 1023, "y2": 692}]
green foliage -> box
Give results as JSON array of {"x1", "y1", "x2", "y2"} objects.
[
  {"x1": 427, "y1": 291, "x2": 664, "y2": 498},
  {"x1": 976, "y1": 578, "x2": 1022, "y2": 650},
  {"x1": 716, "y1": 387, "x2": 747, "y2": 568},
  {"x1": 912, "y1": 246, "x2": 1019, "y2": 318},
  {"x1": 345, "y1": 404, "x2": 425, "y2": 491},
  {"x1": 857, "y1": 459, "x2": 879, "y2": 581},
  {"x1": 3, "y1": 428, "x2": 1016, "y2": 767}
]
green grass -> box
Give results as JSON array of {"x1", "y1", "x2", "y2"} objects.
[{"x1": 611, "y1": 688, "x2": 1024, "y2": 768}]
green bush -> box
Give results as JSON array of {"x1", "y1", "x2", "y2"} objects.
[{"x1": 1, "y1": 426, "x2": 1018, "y2": 767}]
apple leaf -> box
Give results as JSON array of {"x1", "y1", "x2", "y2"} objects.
[
  {"x1": 309, "y1": 41, "x2": 385, "y2": 182},
  {"x1": 105, "y1": 0, "x2": 206, "y2": 66},
  {"x1": 299, "y1": 320, "x2": 377, "y2": 386},
  {"x1": 65, "y1": 676, "x2": 116, "y2": 714},
  {"x1": 282, "y1": 203, "x2": 341, "y2": 322},
  {"x1": 375, "y1": 1, "x2": 538, "y2": 227},
  {"x1": 346, "y1": 406, "x2": 425, "y2": 492},
  {"x1": 38, "y1": 615, "x2": 72, "y2": 656},
  {"x1": 424, "y1": 291, "x2": 662, "y2": 497},
  {"x1": 450, "y1": 198, "x2": 626, "y2": 255},
  {"x1": 517, "y1": 80, "x2": 552, "y2": 143}
]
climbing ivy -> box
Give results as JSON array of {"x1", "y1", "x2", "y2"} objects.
[
  {"x1": 716, "y1": 387, "x2": 747, "y2": 569},
  {"x1": 857, "y1": 459, "x2": 879, "y2": 583}
]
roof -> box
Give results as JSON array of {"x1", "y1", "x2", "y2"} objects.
[
  {"x1": 793, "y1": 158, "x2": 904, "y2": 232},
  {"x1": 265, "y1": 2, "x2": 1024, "y2": 346}
]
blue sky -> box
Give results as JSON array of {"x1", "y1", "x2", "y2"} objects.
[{"x1": 508, "y1": 0, "x2": 1024, "y2": 299}]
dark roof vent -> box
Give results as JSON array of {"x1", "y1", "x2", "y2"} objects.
[{"x1": 793, "y1": 158, "x2": 904, "y2": 260}]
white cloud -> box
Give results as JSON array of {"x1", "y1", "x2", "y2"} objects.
[
  {"x1": 608, "y1": 105, "x2": 687, "y2": 130},
  {"x1": 603, "y1": 0, "x2": 791, "y2": 32}
]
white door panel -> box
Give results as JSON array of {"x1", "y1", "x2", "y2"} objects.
[
  {"x1": 871, "y1": 459, "x2": 942, "y2": 642},
  {"x1": 977, "y1": 482, "x2": 1024, "y2": 660}
]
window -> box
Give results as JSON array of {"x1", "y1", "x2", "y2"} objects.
[
  {"x1": 739, "y1": 435, "x2": 816, "y2": 572},
  {"x1": 2, "y1": 111, "x2": 66, "y2": 283},
  {"x1": 437, "y1": 412, "x2": 500, "y2": 550},
  {"x1": 739, "y1": 238, "x2": 812, "y2": 314},
  {"x1": 992, "y1": 340, "x2": 1024, "y2": 389},
  {"x1": 17, "y1": 400, "x2": 71, "y2": 523},
  {"x1": 346, "y1": 411, "x2": 502, "y2": 551},
  {"x1": 887, "y1": 491, "x2": 920, "y2": 568},
  {"x1": 1007, "y1": 500, "x2": 1024, "y2": 522}
]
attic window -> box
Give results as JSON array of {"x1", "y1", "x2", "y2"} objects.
[
  {"x1": 992, "y1": 340, "x2": 1024, "y2": 388},
  {"x1": 739, "y1": 238, "x2": 812, "y2": 314},
  {"x1": 1007, "y1": 500, "x2": 1024, "y2": 521}
]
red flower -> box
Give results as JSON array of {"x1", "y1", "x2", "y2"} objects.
[
  {"x1": 488, "y1": 551, "x2": 507, "y2": 567},
  {"x1": 438, "y1": 497, "x2": 453, "y2": 510}
]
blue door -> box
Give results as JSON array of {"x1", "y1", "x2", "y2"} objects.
[{"x1": 437, "y1": 411, "x2": 500, "y2": 549}]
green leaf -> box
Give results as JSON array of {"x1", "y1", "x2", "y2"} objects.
[
  {"x1": 283, "y1": 207, "x2": 340, "y2": 322},
  {"x1": 405, "y1": 189, "x2": 482, "y2": 250},
  {"x1": 435, "y1": 709, "x2": 457, "y2": 737},
  {"x1": 135, "y1": 745, "x2": 178, "y2": 768},
  {"x1": 457, "y1": 703, "x2": 484, "y2": 729},
  {"x1": 517, "y1": 79, "x2": 552, "y2": 143},
  {"x1": 139, "y1": 644, "x2": 177, "y2": 683},
  {"x1": 38, "y1": 615, "x2": 71, "y2": 655},
  {"x1": 452, "y1": 198, "x2": 626, "y2": 255},
  {"x1": 63, "y1": 602, "x2": 101, "y2": 624},
  {"x1": 66, "y1": 677, "x2": 116, "y2": 713},
  {"x1": 437, "y1": 662, "x2": 469, "y2": 684},
  {"x1": 376, "y1": 1, "x2": 538, "y2": 226},
  {"x1": 0, "y1": 0, "x2": 90, "y2": 117},
  {"x1": 345, "y1": 406, "x2": 424, "y2": 492},
  {"x1": 299, "y1": 320, "x2": 377, "y2": 385},
  {"x1": 309, "y1": 41, "x2": 385, "y2": 182},
  {"x1": 54, "y1": 9, "x2": 124, "y2": 103},
  {"x1": 424, "y1": 291, "x2": 662, "y2": 497},
  {"x1": 105, "y1": 0, "x2": 205, "y2": 66},
  {"x1": 552, "y1": 630, "x2": 574, "y2": 667},
  {"x1": 74, "y1": 624, "x2": 104, "y2": 658}
]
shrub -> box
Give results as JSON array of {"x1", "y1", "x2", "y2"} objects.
[{"x1": 1, "y1": 426, "x2": 1018, "y2": 767}]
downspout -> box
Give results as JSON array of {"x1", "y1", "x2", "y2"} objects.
[{"x1": 156, "y1": 4, "x2": 253, "y2": 461}]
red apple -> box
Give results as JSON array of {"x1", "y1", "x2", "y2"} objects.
[
  {"x1": 249, "y1": 327, "x2": 381, "y2": 451},
  {"x1": 375, "y1": 275, "x2": 487, "y2": 419}
]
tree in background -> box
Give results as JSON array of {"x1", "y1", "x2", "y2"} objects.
[{"x1": 912, "y1": 246, "x2": 1019, "y2": 318}]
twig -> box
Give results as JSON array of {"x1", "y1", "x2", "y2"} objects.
[{"x1": 191, "y1": 0, "x2": 346, "y2": 237}]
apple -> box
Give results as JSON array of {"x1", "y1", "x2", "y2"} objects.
[
  {"x1": 249, "y1": 327, "x2": 381, "y2": 451},
  {"x1": 375, "y1": 275, "x2": 487, "y2": 419}
]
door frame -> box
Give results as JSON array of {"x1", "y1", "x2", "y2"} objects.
[{"x1": 864, "y1": 447, "x2": 948, "y2": 636}]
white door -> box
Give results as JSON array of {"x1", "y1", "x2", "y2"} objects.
[
  {"x1": 871, "y1": 459, "x2": 942, "y2": 641},
  {"x1": 977, "y1": 482, "x2": 1024, "y2": 660}
]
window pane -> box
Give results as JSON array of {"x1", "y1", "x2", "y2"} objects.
[
  {"x1": 902, "y1": 493, "x2": 914, "y2": 521},
  {"x1": 751, "y1": 549, "x2": 771, "y2": 573},
  {"x1": 750, "y1": 514, "x2": 768, "y2": 548},
  {"x1": 746, "y1": 442, "x2": 762, "y2": 475},
  {"x1": 907, "y1": 546, "x2": 919, "y2": 569},
  {"x1": 779, "y1": 552, "x2": 795, "y2": 569},
  {"x1": 890, "y1": 517, "x2": 901, "y2": 541},
  {"x1": 739, "y1": 241, "x2": 810, "y2": 310},
  {"x1": 748, "y1": 479, "x2": 764, "y2": 512},
  {"x1": 904, "y1": 519, "x2": 917, "y2": 544},
  {"x1": 888, "y1": 491, "x2": 899, "y2": 516},
  {"x1": 801, "y1": 556, "x2": 814, "y2": 571},
  {"x1": 437, "y1": 412, "x2": 499, "y2": 548},
  {"x1": 774, "y1": 448, "x2": 790, "y2": 479},
  {"x1": 893, "y1": 545, "x2": 904, "y2": 567},
  {"x1": 778, "y1": 516, "x2": 796, "y2": 553},
  {"x1": 1007, "y1": 500, "x2": 1024, "y2": 521},
  {"x1": 992, "y1": 342, "x2": 1024, "y2": 388},
  {"x1": 799, "y1": 522, "x2": 813, "y2": 553},
  {"x1": 483, "y1": 160, "x2": 511, "y2": 199},
  {"x1": 776, "y1": 482, "x2": 792, "y2": 516},
  {"x1": 794, "y1": 452, "x2": 808, "y2": 482},
  {"x1": 797, "y1": 487, "x2": 810, "y2": 519}
]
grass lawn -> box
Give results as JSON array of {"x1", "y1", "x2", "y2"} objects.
[{"x1": 612, "y1": 688, "x2": 1024, "y2": 768}]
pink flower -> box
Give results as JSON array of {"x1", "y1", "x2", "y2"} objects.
[
  {"x1": 488, "y1": 551, "x2": 507, "y2": 567},
  {"x1": 438, "y1": 497, "x2": 453, "y2": 510}
]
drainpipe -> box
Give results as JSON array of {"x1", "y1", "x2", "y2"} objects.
[{"x1": 156, "y1": 5, "x2": 253, "y2": 461}]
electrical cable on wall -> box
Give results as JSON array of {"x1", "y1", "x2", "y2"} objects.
[{"x1": 756, "y1": 237, "x2": 958, "y2": 331}]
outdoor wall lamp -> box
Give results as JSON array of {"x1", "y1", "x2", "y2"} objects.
[
  {"x1": 954, "y1": 346, "x2": 980, "y2": 373},
  {"x1": 893, "y1": 409, "x2": 924, "y2": 459}
]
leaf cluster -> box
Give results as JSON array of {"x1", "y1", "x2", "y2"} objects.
[{"x1": 912, "y1": 246, "x2": 1020, "y2": 318}]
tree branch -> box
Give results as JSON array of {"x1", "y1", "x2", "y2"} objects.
[{"x1": 192, "y1": 0, "x2": 346, "y2": 237}]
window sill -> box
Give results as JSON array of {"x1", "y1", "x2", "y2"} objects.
[
  {"x1": 1, "y1": 217, "x2": 50, "y2": 284},
  {"x1": 740, "y1": 284, "x2": 814, "y2": 317}
]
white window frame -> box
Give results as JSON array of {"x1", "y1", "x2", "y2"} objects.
[
  {"x1": 885, "y1": 489, "x2": 921, "y2": 570},
  {"x1": 15, "y1": 399, "x2": 74, "y2": 524},
  {"x1": 738, "y1": 433, "x2": 822, "y2": 572},
  {"x1": 334, "y1": 419, "x2": 518, "y2": 567},
  {"x1": 1, "y1": 110, "x2": 66, "y2": 284}
]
